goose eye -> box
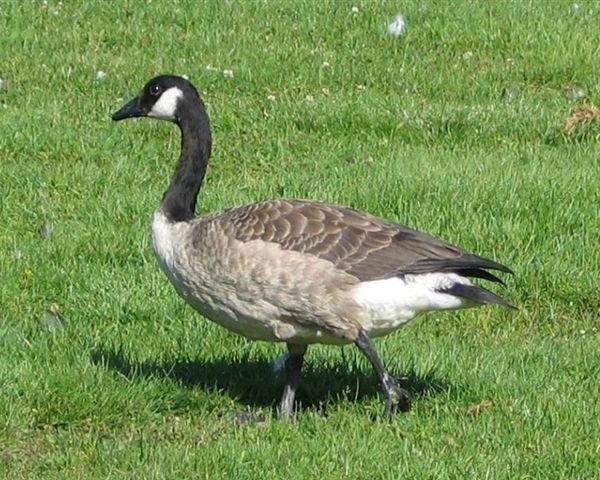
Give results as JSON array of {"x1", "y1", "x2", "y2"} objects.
[{"x1": 149, "y1": 85, "x2": 161, "y2": 96}]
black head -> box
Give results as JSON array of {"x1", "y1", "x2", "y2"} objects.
[{"x1": 111, "y1": 75, "x2": 200, "y2": 123}]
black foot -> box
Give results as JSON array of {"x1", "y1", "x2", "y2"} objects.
[
  {"x1": 383, "y1": 373, "x2": 411, "y2": 417},
  {"x1": 276, "y1": 344, "x2": 307, "y2": 420},
  {"x1": 355, "y1": 329, "x2": 412, "y2": 418}
]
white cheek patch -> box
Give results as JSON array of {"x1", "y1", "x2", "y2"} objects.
[{"x1": 148, "y1": 87, "x2": 184, "y2": 120}]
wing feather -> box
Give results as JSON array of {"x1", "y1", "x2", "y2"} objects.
[{"x1": 211, "y1": 199, "x2": 511, "y2": 282}]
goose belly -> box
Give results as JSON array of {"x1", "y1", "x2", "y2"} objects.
[
  {"x1": 179, "y1": 283, "x2": 289, "y2": 341},
  {"x1": 163, "y1": 266, "x2": 351, "y2": 345}
]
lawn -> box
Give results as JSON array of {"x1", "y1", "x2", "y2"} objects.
[{"x1": 1, "y1": 0, "x2": 599, "y2": 478}]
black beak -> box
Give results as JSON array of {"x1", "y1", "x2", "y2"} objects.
[{"x1": 111, "y1": 96, "x2": 144, "y2": 121}]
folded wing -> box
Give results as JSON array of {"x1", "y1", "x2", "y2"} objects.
[{"x1": 214, "y1": 199, "x2": 512, "y2": 286}]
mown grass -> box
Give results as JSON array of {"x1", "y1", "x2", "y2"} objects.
[{"x1": 1, "y1": 1, "x2": 599, "y2": 478}]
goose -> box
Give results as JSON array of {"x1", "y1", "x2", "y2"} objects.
[{"x1": 111, "y1": 75, "x2": 514, "y2": 418}]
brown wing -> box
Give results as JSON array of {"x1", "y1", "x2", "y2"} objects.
[{"x1": 214, "y1": 199, "x2": 511, "y2": 282}]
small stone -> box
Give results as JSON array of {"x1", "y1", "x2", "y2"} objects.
[
  {"x1": 229, "y1": 411, "x2": 267, "y2": 426},
  {"x1": 222, "y1": 69, "x2": 234, "y2": 78},
  {"x1": 95, "y1": 70, "x2": 107, "y2": 82},
  {"x1": 564, "y1": 85, "x2": 585, "y2": 100},
  {"x1": 12, "y1": 246, "x2": 23, "y2": 261},
  {"x1": 0, "y1": 76, "x2": 5, "y2": 90},
  {"x1": 40, "y1": 310, "x2": 66, "y2": 331},
  {"x1": 501, "y1": 87, "x2": 517, "y2": 101},
  {"x1": 39, "y1": 220, "x2": 53, "y2": 240}
]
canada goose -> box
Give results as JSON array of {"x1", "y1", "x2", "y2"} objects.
[{"x1": 111, "y1": 75, "x2": 514, "y2": 418}]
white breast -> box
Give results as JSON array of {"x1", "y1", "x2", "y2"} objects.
[
  {"x1": 151, "y1": 210, "x2": 187, "y2": 286},
  {"x1": 150, "y1": 210, "x2": 303, "y2": 342},
  {"x1": 354, "y1": 273, "x2": 469, "y2": 337}
]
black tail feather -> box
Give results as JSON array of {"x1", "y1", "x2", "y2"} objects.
[
  {"x1": 387, "y1": 254, "x2": 514, "y2": 279},
  {"x1": 438, "y1": 283, "x2": 516, "y2": 309},
  {"x1": 454, "y1": 268, "x2": 506, "y2": 285},
  {"x1": 460, "y1": 254, "x2": 513, "y2": 274}
]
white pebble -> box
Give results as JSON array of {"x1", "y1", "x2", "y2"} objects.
[
  {"x1": 351, "y1": 6, "x2": 359, "y2": 14},
  {"x1": 387, "y1": 14, "x2": 406, "y2": 37},
  {"x1": 12, "y1": 246, "x2": 23, "y2": 261},
  {"x1": 95, "y1": 70, "x2": 107, "y2": 81},
  {"x1": 0, "y1": 76, "x2": 4, "y2": 90},
  {"x1": 267, "y1": 94, "x2": 276, "y2": 101},
  {"x1": 39, "y1": 220, "x2": 53, "y2": 240},
  {"x1": 40, "y1": 310, "x2": 65, "y2": 331},
  {"x1": 223, "y1": 69, "x2": 234, "y2": 78},
  {"x1": 564, "y1": 85, "x2": 585, "y2": 100}
]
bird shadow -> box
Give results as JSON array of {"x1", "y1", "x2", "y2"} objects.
[{"x1": 90, "y1": 346, "x2": 451, "y2": 414}]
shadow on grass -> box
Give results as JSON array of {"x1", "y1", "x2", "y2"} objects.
[{"x1": 90, "y1": 346, "x2": 450, "y2": 413}]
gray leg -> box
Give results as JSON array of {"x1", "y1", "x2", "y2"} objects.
[
  {"x1": 355, "y1": 329, "x2": 411, "y2": 417},
  {"x1": 276, "y1": 343, "x2": 307, "y2": 419}
]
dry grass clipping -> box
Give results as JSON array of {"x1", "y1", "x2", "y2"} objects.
[
  {"x1": 464, "y1": 399, "x2": 493, "y2": 416},
  {"x1": 563, "y1": 104, "x2": 600, "y2": 136}
]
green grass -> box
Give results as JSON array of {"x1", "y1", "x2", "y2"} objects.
[{"x1": 1, "y1": 0, "x2": 599, "y2": 478}]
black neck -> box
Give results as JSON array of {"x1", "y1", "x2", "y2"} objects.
[{"x1": 161, "y1": 98, "x2": 212, "y2": 222}]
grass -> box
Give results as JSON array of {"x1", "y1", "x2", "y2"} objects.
[{"x1": 1, "y1": 0, "x2": 599, "y2": 478}]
